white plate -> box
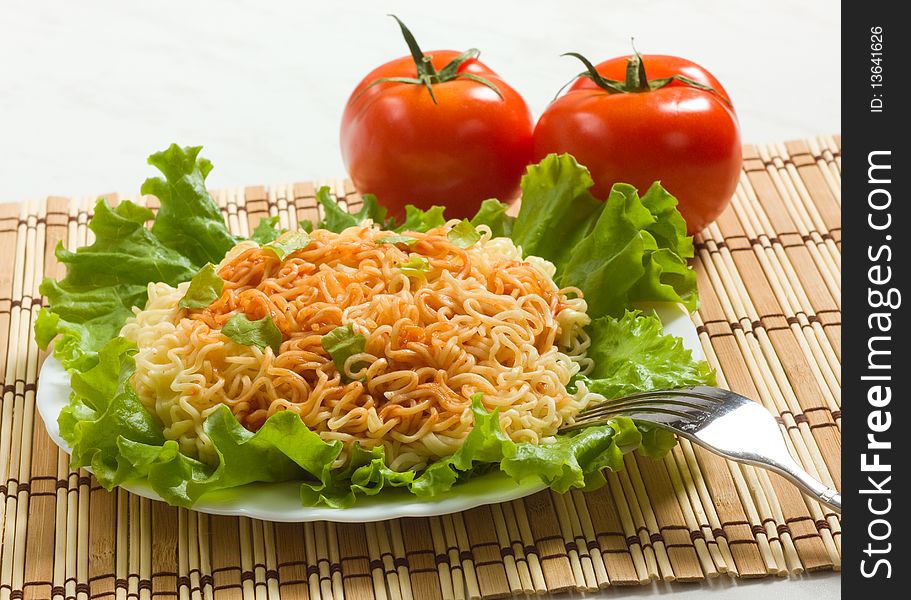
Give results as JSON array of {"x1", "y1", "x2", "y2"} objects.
[{"x1": 36, "y1": 303, "x2": 702, "y2": 522}]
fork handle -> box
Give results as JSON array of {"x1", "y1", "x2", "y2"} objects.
[{"x1": 771, "y1": 459, "x2": 842, "y2": 513}]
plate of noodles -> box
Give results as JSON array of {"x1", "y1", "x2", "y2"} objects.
[
  {"x1": 37, "y1": 302, "x2": 699, "y2": 521},
  {"x1": 35, "y1": 145, "x2": 715, "y2": 521}
]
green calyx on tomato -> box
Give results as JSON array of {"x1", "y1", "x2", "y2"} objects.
[
  {"x1": 560, "y1": 49, "x2": 731, "y2": 107},
  {"x1": 359, "y1": 15, "x2": 504, "y2": 104}
]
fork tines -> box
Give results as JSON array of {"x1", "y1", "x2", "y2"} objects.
[{"x1": 560, "y1": 386, "x2": 732, "y2": 433}]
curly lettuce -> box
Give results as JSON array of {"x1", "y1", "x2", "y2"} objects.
[
  {"x1": 585, "y1": 310, "x2": 715, "y2": 400},
  {"x1": 36, "y1": 199, "x2": 198, "y2": 371},
  {"x1": 37, "y1": 146, "x2": 713, "y2": 508},
  {"x1": 508, "y1": 154, "x2": 696, "y2": 318},
  {"x1": 143, "y1": 144, "x2": 240, "y2": 267}
]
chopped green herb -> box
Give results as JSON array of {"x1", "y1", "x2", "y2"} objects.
[
  {"x1": 399, "y1": 256, "x2": 430, "y2": 277},
  {"x1": 321, "y1": 324, "x2": 367, "y2": 380},
  {"x1": 222, "y1": 313, "x2": 282, "y2": 354},
  {"x1": 376, "y1": 234, "x2": 419, "y2": 246},
  {"x1": 263, "y1": 230, "x2": 311, "y2": 261},
  {"x1": 447, "y1": 219, "x2": 481, "y2": 248},
  {"x1": 179, "y1": 263, "x2": 224, "y2": 309}
]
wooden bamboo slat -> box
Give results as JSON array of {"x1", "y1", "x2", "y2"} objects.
[{"x1": 0, "y1": 138, "x2": 841, "y2": 599}]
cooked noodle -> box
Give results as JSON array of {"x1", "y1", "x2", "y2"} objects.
[{"x1": 121, "y1": 222, "x2": 597, "y2": 469}]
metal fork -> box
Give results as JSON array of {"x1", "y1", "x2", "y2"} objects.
[{"x1": 560, "y1": 386, "x2": 841, "y2": 512}]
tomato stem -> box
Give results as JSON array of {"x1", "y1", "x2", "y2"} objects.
[
  {"x1": 559, "y1": 49, "x2": 733, "y2": 108},
  {"x1": 625, "y1": 42, "x2": 652, "y2": 92},
  {"x1": 358, "y1": 15, "x2": 504, "y2": 105},
  {"x1": 389, "y1": 15, "x2": 437, "y2": 79}
]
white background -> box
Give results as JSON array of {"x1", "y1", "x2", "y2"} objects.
[
  {"x1": 0, "y1": 1, "x2": 841, "y2": 597},
  {"x1": 2, "y1": 0, "x2": 839, "y2": 203}
]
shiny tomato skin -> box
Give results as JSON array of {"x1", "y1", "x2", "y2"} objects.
[
  {"x1": 341, "y1": 51, "x2": 534, "y2": 220},
  {"x1": 536, "y1": 55, "x2": 741, "y2": 234}
]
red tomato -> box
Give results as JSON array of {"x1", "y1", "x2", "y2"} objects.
[
  {"x1": 534, "y1": 54, "x2": 742, "y2": 233},
  {"x1": 341, "y1": 20, "x2": 533, "y2": 221}
]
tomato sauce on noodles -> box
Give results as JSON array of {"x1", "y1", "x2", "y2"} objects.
[{"x1": 121, "y1": 223, "x2": 594, "y2": 470}]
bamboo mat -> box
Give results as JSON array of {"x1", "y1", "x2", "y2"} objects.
[{"x1": 0, "y1": 136, "x2": 841, "y2": 600}]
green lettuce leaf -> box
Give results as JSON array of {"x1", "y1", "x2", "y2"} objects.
[
  {"x1": 300, "y1": 396, "x2": 647, "y2": 506},
  {"x1": 250, "y1": 216, "x2": 283, "y2": 244},
  {"x1": 301, "y1": 444, "x2": 415, "y2": 508},
  {"x1": 502, "y1": 417, "x2": 641, "y2": 492},
  {"x1": 311, "y1": 187, "x2": 391, "y2": 233},
  {"x1": 395, "y1": 205, "x2": 446, "y2": 233},
  {"x1": 510, "y1": 154, "x2": 604, "y2": 270},
  {"x1": 639, "y1": 182, "x2": 694, "y2": 258},
  {"x1": 126, "y1": 406, "x2": 343, "y2": 506},
  {"x1": 470, "y1": 199, "x2": 514, "y2": 238},
  {"x1": 142, "y1": 144, "x2": 239, "y2": 267},
  {"x1": 585, "y1": 310, "x2": 715, "y2": 399},
  {"x1": 509, "y1": 154, "x2": 697, "y2": 318},
  {"x1": 57, "y1": 337, "x2": 165, "y2": 487},
  {"x1": 37, "y1": 144, "x2": 236, "y2": 370},
  {"x1": 410, "y1": 395, "x2": 517, "y2": 497},
  {"x1": 636, "y1": 423, "x2": 679, "y2": 459},
  {"x1": 50, "y1": 200, "x2": 196, "y2": 292},
  {"x1": 36, "y1": 199, "x2": 197, "y2": 370}
]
